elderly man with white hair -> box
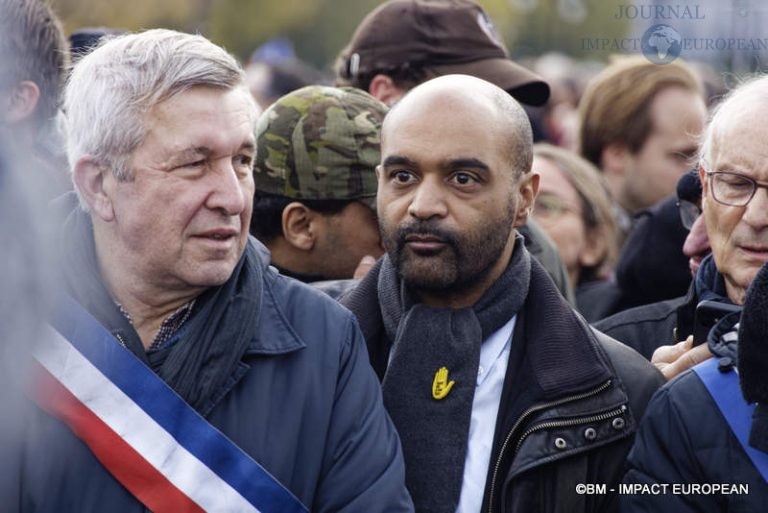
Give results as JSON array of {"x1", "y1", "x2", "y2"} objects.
[
  {"x1": 14, "y1": 29, "x2": 412, "y2": 513},
  {"x1": 621, "y1": 75, "x2": 768, "y2": 512}
]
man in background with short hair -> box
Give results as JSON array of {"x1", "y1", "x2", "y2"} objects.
[{"x1": 578, "y1": 56, "x2": 706, "y2": 239}]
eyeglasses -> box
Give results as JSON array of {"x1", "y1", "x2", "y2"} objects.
[
  {"x1": 706, "y1": 171, "x2": 768, "y2": 207},
  {"x1": 533, "y1": 193, "x2": 579, "y2": 219},
  {"x1": 676, "y1": 199, "x2": 701, "y2": 230}
]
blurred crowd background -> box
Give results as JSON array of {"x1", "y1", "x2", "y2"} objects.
[{"x1": 56, "y1": 0, "x2": 767, "y2": 80}]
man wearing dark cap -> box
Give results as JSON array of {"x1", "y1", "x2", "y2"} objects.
[
  {"x1": 335, "y1": 0, "x2": 549, "y2": 107},
  {"x1": 251, "y1": 85, "x2": 386, "y2": 283},
  {"x1": 335, "y1": 0, "x2": 575, "y2": 303}
]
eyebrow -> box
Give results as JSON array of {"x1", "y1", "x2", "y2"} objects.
[
  {"x1": 170, "y1": 146, "x2": 211, "y2": 163},
  {"x1": 381, "y1": 155, "x2": 490, "y2": 172},
  {"x1": 715, "y1": 162, "x2": 750, "y2": 174},
  {"x1": 167, "y1": 141, "x2": 255, "y2": 164},
  {"x1": 382, "y1": 155, "x2": 418, "y2": 168},
  {"x1": 444, "y1": 158, "x2": 490, "y2": 173}
]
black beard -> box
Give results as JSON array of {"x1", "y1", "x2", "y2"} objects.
[{"x1": 382, "y1": 216, "x2": 513, "y2": 294}]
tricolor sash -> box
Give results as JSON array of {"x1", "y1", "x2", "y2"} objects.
[{"x1": 31, "y1": 296, "x2": 309, "y2": 513}]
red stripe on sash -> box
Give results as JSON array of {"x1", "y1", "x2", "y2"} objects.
[{"x1": 32, "y1": 363, "x2": 206, "y2": 513}]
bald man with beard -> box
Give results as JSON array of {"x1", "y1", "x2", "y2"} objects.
[{"x1": 342, "y1": 74, "x2": 663, "y2": 513}]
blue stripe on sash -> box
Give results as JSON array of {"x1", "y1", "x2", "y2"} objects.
[
  {"x1": 52, "y1": 295, "x2": 309, "y2": 513},
  {"x1": 693, "y1": 358, "x2": 768, "y2": 483}
]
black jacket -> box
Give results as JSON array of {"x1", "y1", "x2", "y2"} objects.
[
  {"x1": 342, "y1": 253, "x2": 664, "y2": 513},
  {"x1": 593, "y1": 284, "x2": 697, "y2": 360},
  {"x1": 575, "y1": 196, "x2": 693, "y2": 323},
  {"x1": 621, "y1": 370, "x2": 768, "y2": 512}
]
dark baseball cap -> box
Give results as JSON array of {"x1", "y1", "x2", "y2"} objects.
[
  {"x1": 254, "y1": 86, "x2": 387, "y2": 210},
  {"x1": 337, "y1": 0, "x2": 550, "y2": 106}
]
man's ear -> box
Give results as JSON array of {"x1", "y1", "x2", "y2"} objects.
[
  {"x1": 698, "y1": 164, "x2": 708, "y2": 197},
  {"x1": 2, "y1": 81, "x2": 40, "y2": 124},
  {"x1": 282, "y1": 202, "x2": 318, "y2": 251},
  {"x1": 72, "y1": 156, "x2": 115, "y2": 221},
  {"x1": 513, "y1": 172, "x2": 540, "y2": 228},
  {"x1": 601, "y1": 143, "x2": 631, "y2": 179},
  {"x1": 369, "y1": 74, "x2": 407, "y2": 107}
]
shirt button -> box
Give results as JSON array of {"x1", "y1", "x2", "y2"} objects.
[{"x1": 478, "y1": 366, "x2": 485, "y2": 375}]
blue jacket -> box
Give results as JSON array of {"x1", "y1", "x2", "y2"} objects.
[
  {"x1": 16, "y1": 214, "x2": 413, "y2": 512},
  {"x1": 621, "y1": 369, "x2": 768, "y2": 512}
]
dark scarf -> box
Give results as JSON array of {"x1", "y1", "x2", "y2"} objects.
[
  {"x1": 738, "y1": 262, "x2": 768, "y2": 453},
  {"x1": 60, "y1": 194, "x2": 263, "y2": 415},
  {"x1": 693, "y1": 254, "x2": 742, "y2": 362},
  {"x1": 378, "y1": 237, "x2": 530, "y2": 513},
  {"x1": 694, "y1": 254, "x2": 730, "y2": 303}
]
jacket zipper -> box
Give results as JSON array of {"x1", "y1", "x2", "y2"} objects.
[
  {"x1": 486, "y1": 379, "x2": 613, "y2": 513},
  {"x1": 514, "y1": 404, "x2": 628, "y2": 454}
]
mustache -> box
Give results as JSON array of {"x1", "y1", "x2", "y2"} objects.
[{"x1": 395, "y1": 222, "x2": 459, "y2": 249}]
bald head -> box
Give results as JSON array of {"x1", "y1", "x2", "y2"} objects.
[
  {"x1": 695, "y1": 74, "x2": 768, "y2": 305},
  {"x1": 376, "y1": 74, "x2": 539, "y2": 307},
  {"x1": 699, "y1": 75, "x2": 768, "y2": 171},
  {"x1": 383, "y1": 74, "x2": 534, "y2": 176}
]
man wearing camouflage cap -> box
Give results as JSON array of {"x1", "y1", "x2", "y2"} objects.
[{"x1": 252, "y1": 85, "x2": 386, "y2": 283}]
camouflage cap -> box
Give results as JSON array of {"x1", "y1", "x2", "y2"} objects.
[{"x1": 254, "y1": 85, "x2": 387, "y2": 210}]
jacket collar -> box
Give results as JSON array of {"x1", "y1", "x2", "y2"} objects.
[
  {"x1": 246, "y1": 264, "x2": 307, "y2": 356},
  {"x1": 522, "y1": 258, "x2": 613, "y2": 399}
]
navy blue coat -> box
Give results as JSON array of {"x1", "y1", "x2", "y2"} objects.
[
  {"x1": 621, "y1": 370, "x2": 768, "y2": 512},
  {"x1": 15, "y1": 243, "x2": 413, "y2": 512}
]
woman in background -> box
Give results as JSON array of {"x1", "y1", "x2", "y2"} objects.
[{"x1": 531, "y1": 143, "x2": 619, "y2": 316}]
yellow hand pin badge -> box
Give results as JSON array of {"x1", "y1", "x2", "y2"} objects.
[{"x1": 432, "y1": 367, "x2": 455, "y2": 400}]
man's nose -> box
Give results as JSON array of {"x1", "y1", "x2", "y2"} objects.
[
  {"x1": 742, "y1": 186, "x2": 768, "y2": 230},
  {"x1": 683, "y1": 215, "x2": 710, "y2": 258},
  {"x1": 407, "y1": 176, "x2": 448, "y2": 220},
  {"x1": 206, "y1": 158, "x2": 248, "y2": 215}
]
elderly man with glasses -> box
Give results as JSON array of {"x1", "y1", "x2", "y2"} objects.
[
  {"x1": 595, "y1": 76, "x2": 768, "y2": 382},
  {"x1": 619, "y1": 75, "x2": 768, "y2": 513}
]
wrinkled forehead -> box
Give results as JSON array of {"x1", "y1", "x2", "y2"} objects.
[
  {"x1": 710, "y1": 104, "x2": 768, "y2": 175},
  {"x1": 139, "y1": 85, "x2": 257, "y2": 158}
]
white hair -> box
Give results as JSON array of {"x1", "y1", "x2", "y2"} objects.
[
  {"x1": 64, "y1": 29, "x2": 249, "y2": 206},
  {"x1": 698, "y1": 74, "x2": 768, "y2": 170}
]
